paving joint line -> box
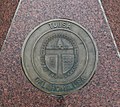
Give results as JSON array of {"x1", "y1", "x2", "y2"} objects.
[
  {"x1": 1, "y1": 0, "x2": 22, "y2": 52},
  {"x1": 98, "y1": 0, "x2": 120, "y2": 58},
  {"x1": 1, "y1": 0, "x2": 120, "y2": 58}
]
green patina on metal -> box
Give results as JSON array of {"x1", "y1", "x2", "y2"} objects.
[{"x1": 21, "y1": 19, "x2": 98, "y2": 96}]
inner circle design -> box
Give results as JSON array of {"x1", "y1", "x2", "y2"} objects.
[
  {"x1": 32, "y1": 29, "x2": 88, "y2": 84},
  {"x1": 40, "y1": 33, "x2": 79, "y2": 79},
  {"x1": 22, "y1": 19, "x2": 98, "y2": 95}
]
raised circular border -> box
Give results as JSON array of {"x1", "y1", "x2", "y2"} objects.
[
  {"x1": 21, "y1": 19, "x2": 98, "y2": 96},
  {"x1": 31, "y1": 28, "x2": 88, "y2": 84}
]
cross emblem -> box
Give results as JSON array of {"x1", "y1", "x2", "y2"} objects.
[{"x1": 45, "y1": 38, "x2": 74, "y2": 78}]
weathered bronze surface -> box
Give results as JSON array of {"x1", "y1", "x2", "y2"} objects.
[{"x1": 21, "y1": 19, "x2": 98, "y2": 96}]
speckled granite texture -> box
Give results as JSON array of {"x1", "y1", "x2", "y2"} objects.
[
  {"x1": 102, "y1": 0, "x2": 120, "y2": 52},
  {"x1": 0, "y1": 0, "x2": 120, "y2": 106},
  {"x1": 0, "y1": 0, "x2": 120, "y2": 53},
  {"x1": 0, "y1": 0, "x2": 19, "y2": 50}
]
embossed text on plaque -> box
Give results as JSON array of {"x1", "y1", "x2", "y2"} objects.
[{"x1": 21, "y1": 19, "x2": 98, "y2": 95}]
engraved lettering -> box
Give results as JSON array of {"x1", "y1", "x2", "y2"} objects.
[
  {"x1": 63, "y1": 84, "x2": 74, "y2": 91},
  {"x1": 22, "y1": 19, "x2": 98, "y2": 96},
  {"x1": 51, "y1": 85, "x2": 64, "y2": 92},
  {"x1": 49, "y1": 21, "x2": 71, "y2": 29},
  {"x1": 73, "y1": 77, "x2": 83, "y2": 88},
  {"x1": 35, "y1": 77, "x2": 45, "y2": 88}
]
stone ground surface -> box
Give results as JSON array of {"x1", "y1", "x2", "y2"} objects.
[
  {"x1": 102, "y1": 0, "x2": 120, "y2": 52},
  {"x1": 0, "y1": 0, "x2": 120, "y2": 107},
  {"x1": 0, "y1": 0, "x2": 120, "y2": 52},
  {"x1": 0, "y1": 0, "x2": 19, "y2": 50}
]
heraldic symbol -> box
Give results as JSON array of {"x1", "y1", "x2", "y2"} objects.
[
  {"x1": 22, "y1": 19, "x2": 98, "y2": 95},
  {"x1": 41, "y1": 34, "x2": 78, "y2": 79}
]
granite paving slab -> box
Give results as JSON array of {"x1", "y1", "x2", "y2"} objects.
[
  {"x1": 0, "y1": 0, "x2": 19, "y2": 50},
  {"x1": 102, "y1": 0, "x2": 120, "y2": 52},
  {"x1": 0, "y1": 0, "x2": 120, "y2": 106}
]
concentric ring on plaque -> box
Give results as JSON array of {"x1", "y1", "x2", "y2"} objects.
[
  {"x1": 31, "y1": 29, "x2": 88, "y2": 84},
  {"x1": 21, "y1": 19, "x2": 98, "y2": 96}
]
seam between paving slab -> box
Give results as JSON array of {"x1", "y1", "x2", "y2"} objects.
[
  {"x1": 1, "y1": 0, "x2": 120, "y2": 59},
  {"x1": 98, "y1": 0, "x2": 120, "y2": 58},
  {"x1": 1, "y1": 0, "x2": 22, "y2": 52}
]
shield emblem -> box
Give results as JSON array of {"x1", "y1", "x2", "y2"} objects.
[
  {"x1": 45, "y1": 37, "x2": 75, "y2": 78},
  {"x1": 45, "y1": 54, "x2": 74, "y2": 75},
  {"x1": 45, "y1": 55, "x2": 58, "y2": 74},
  {"x1": 62, "y1": 55, "x2": 74, "y2": 73}
]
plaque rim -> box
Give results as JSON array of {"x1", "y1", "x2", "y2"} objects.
[
  {"x1": 21, "y1": 19, "x2": 98, "y2": 96},
  {"x1": 31, "y1": 28, "x2": 88, "y2": 84}
]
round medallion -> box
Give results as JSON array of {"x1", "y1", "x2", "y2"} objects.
[{"x1": 21, "y1": 19, "x2": 98, "y2": 95}]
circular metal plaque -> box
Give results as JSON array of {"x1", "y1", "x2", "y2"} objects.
[{"x1": 21, "y1": 19, "x2": 98, "y2": 95}]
